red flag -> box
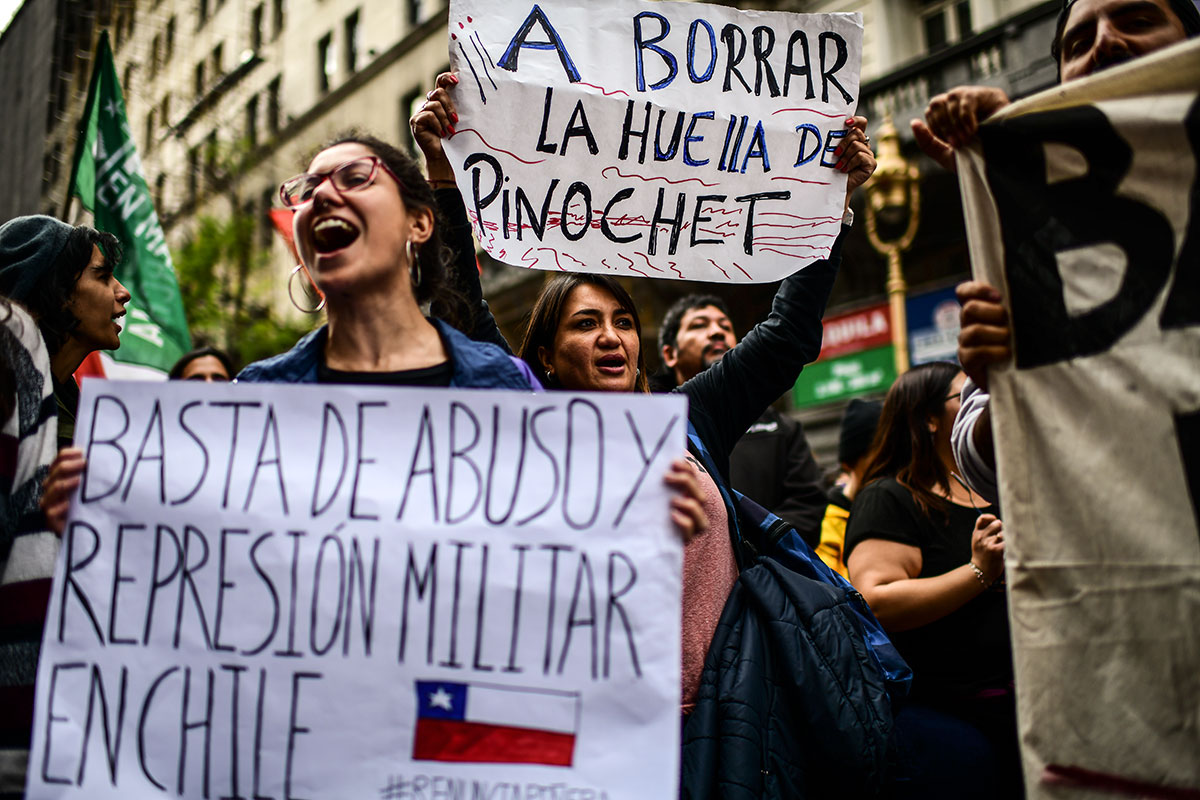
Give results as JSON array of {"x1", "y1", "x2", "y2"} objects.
[
  {"x1": 269, "y1": 207, "x2": 299, "y2": 262},
  {"x1": 74, "y1": 351, "x2": 106, "y2": 382}
]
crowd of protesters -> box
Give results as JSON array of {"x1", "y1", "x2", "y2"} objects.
[{"x1": 3, "y1": 0, "x2": 1198, "y2": 797}]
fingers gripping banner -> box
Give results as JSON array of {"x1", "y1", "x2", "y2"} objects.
[
  {"x1": 442, "y1": 0, "x2": 862, "y2": 283},
  {"x1": 27, "y1": 381, "x2": 687, "y2": 799},
  {"x1": 956, "y1": 40, "x2": 1200, "y2": 798}
]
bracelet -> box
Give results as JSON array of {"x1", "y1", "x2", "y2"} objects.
[{"x1": 967, "y1": 561, "x2": 988, "y2": 587}]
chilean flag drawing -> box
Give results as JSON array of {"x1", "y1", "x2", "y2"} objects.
[{"x1": 412, "y1": 681, "x2": 580, "y2": 767}]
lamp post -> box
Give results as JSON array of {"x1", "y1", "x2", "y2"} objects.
[{"x1": 863, "y1": 115, "x2": 921, "y2": 376}]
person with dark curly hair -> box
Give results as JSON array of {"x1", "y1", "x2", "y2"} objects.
[
  {"x1": 0, "y1": 216, "x2": 130, "y2": 451},
  {"x1": 0, "y1": 216, "x2": 128, "y2": 797}
]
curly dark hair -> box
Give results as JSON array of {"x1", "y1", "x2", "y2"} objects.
[
  {"x1": 517, "y1": 273, "x2": 650, "y2": 394},
  {"x1": 312, "y1": 131, "x2": 468, "y2": 329},
  {"x1": 861, "y1": 361, "x2": 961, "y2": 517},
  {"x1": 19, "y1": 226, "x2": 123, "y2": 357}
]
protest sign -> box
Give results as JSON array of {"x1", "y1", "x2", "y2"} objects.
[
  {"x1": 442, "y1": 0, "x2": 862, "y2": 283},
  {"x1": 956, "y1": 39, "x2": 1200, "y2": 797},
  {"x1": 27, "y1": 380, "x2": 687, "y2": 799}
]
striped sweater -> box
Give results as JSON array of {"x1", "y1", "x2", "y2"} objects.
[{"x1": 0, "y1": 303, "x2": 57, "y2": 799}]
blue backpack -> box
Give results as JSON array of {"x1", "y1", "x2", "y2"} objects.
[{"x1": 686, "y1": 422, "x2": 912, "y2": 700}]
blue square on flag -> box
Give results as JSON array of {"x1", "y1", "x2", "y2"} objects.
[
  {"x1": 412, "y1": 680, "x2": 579, "y2": 767},
  {"x1": 415, "y1": 681, "x2": 467, "y2": 720}
]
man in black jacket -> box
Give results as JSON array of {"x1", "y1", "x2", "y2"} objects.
[{"x1": 652, "y1": 294, "x2": 827, "y2": 547}]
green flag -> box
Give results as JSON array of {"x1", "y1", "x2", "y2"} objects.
[{"x1": 68, "y1": 31, "x2": 190, "y2": 372}]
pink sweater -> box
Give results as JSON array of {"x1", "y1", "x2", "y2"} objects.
[{"x1": 680, "y1": 455, "x2": 737, "y2": 712}]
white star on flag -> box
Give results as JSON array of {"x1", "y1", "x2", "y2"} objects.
[
  {"x1": 104, "y1": 98, "x2": 120, "y2": 117},
  {"x1": 429, "y1": 687, "x2": 454, "y2": 711}
]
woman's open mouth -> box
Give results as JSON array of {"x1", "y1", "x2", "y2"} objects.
[
  {"x1": 596, "y1": 354, "x2": 626, "y2": 374},
  {"x1": 312, "y1": 217, "x2": 360, "y2": 254}
]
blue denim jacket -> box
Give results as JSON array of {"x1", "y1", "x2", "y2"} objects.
[{"x1": 236, "y1": 317, "x2": 540, "y2": 390}]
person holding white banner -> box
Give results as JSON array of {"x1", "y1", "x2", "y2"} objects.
[
  {"x1": 909, "y1": 0, "x2": 1200, "y2": 503},
  {"x1": 412, "y1": 75, "x2": 876, "y2": 714}
]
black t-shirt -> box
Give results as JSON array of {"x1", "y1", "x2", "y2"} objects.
[
  {"x1": 845, "y1": 477, "x2": 1012, "y2": 701},
  {"x1": 316, "y1": 356, "x2": 454, "y2": 387}
]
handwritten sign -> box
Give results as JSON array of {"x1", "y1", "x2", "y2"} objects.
[
  {"x1": 27, "y1": 380, "x2": 687, "y2": 799},
  {"x1": 957, "y1": 40, "x2": 1200, "y2": 796},
  {"x1": 443, "y1": 0, "x2": 862, "y2": 283}
]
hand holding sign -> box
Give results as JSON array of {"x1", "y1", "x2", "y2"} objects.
[
  {"x1": 411, "y1": 72, "x2": 463, "y2": 185},
  {"x1": 28, "y1": 381, "x2": 689, "y2": 799},
  {"x1": 40, "y1": 448, "x2": 86, "y2": 537}
]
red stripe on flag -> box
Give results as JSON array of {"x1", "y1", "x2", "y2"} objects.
[
  {"x1": 412, "y1": 718, "x2": 575, "y2": 767},
  {"x1": 269, "y1": 207, "x2": 299, "y2": 262},
  {"x1": 74, "y1": 351, "x2": 106, "y2": 381},
  {"x1": 1043, "y1": 765, "x2": 1200, "y2": 799}
]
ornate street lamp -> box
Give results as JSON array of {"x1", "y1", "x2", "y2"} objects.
[{"x1": 863, "y1": 116, "x2": 921, "y2": 375}]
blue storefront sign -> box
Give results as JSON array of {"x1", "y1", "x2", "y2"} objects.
[{"x1": 907, "y1": 285, "x2": 962, "y2": 366}]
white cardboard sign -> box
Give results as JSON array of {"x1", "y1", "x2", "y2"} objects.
[
  {"x1": 443, "y1": 0, "x2": 862, "y2": 283},
  {"x1": 27, "y1": 380, "x2": 687, "y2": 799}
]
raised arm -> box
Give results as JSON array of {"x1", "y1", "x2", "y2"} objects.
[
  {"x1": 411, "y1": 72, "x2": 512, "y2": 353},
  {"x1": 848, "y1": 516, "x2": 1004, "y2": 631},
  {"x1": 680, "y1": 117, "x2": 874, "y2": 474}
]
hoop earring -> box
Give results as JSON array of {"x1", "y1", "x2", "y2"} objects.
[
  {"x1": 288, "y1": 264, "x2": 326, "y2": 313},
  {"x1": 407, "y1": 240, "x2": 421, "y2": 289}
]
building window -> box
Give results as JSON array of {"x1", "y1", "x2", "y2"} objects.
[
  {"x1": 160, "y1": 93, "x2": 171, "y2": 129},
  {"x1": 197, "y1": 0, "x2": 208, "y2": 30},
  {"x1": 245, "y1": 95, "x2": 259, "y2": 147},
  {"x1": 123, "y1": 63, "x2": 135, "y2": 93},
  {"x1": 114, "y1": 6, "x2": 127, "y2": 48},
  {"x1": 344, "y1": 10, "x2": 360, "y2": 74},
  {"x1": 155, "y1": 173, "x2": 166, "y2": 210},
  {"x1": 165, "y1": 16, "x2": 176, "y2": 59},
  {"x1": 267, "y1": 75, "x2": 281, "y2": 132},
  {"x1": 401, "y1": 89, "x2": 422, "y2": 156},
  {"x1": 271, "y1": 0, "x2": 284, "y2": 39},
  {"x1": 251, "y1": 4, "x2": 264, "y2": 52},
  {"x1": 317, "y1": 33, "x2": 333, "y2": 94},
  {"x1": 407, "y1": 0, "x2": 420, "y2": 27},
  {"x1": 205, "y1": 130, "x2": 218, "y2": 185},
  {"x1": 259, "y1": 187, "x2": 275, "y2": 249},
  {"x1": 194, "y1": 60, "x2": 206, "y2": 98},
  {"x1": 188, "y1": 146, "x2": 199, "y2": 201},
  {"x1": 150, "y1": 34, "x2": 161, "y2": 78},
  {"x1": 918, "y1": 0, "x2": 972, "y2": 51},
  {"x1": 211, "y1": 42, "x2": 224, "y2": 80},
  {"x1": 45, "y1": 143, "x2": 62, "y2": 188},
  {"x1": 145, "y1": 108, "x2": 156, "y2": 152}
]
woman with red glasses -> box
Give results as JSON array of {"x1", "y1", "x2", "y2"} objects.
[
  {"x1": 238, "y1": 135, "x2": 705, "y2": 537},
  {"x1": 236, "y1": 133, "x2": 540, "y2": 391}
]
